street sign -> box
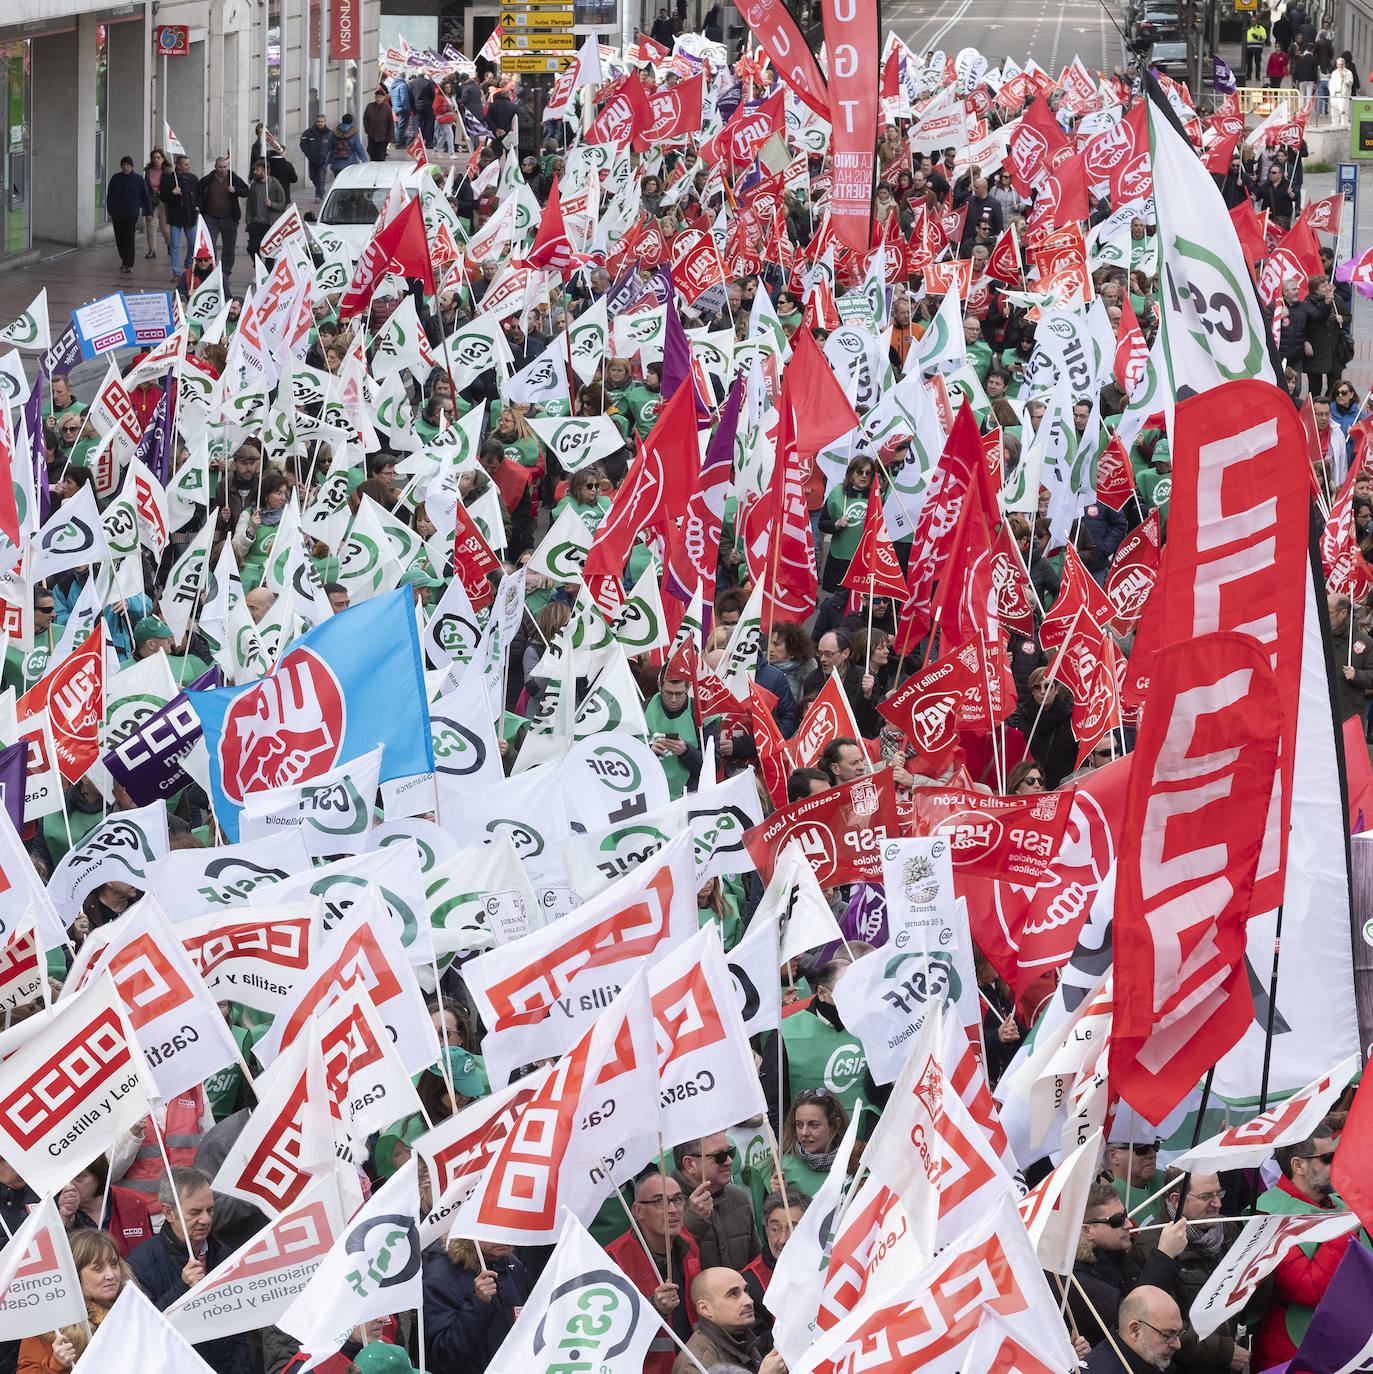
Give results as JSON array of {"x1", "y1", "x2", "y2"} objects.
[
  {"x1": 500, "y1": 31, "x2": 575, "y2": 48},
  {"x1": 1234, "y1": 0, "x2": 1257, "y2": 11},
  {"x1": 501, "y1": 10, "x2": 577, "y2": 24},
  {"x1": 154, "y1": 24, "x2": 189, "y2": 55},
  {"x1": 500, "y1": 52, "x2": 575, "y2": 70},
  {"x1": 1338, "y1": 162, "x2": 1358, "y2": 325}
]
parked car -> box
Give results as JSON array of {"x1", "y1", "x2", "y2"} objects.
[{"x1": 1149, "y1": 39, "x2": 1190, "y2": 80}]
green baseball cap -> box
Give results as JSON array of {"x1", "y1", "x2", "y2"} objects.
[
  {"x1": 400, "y1": 566, "x2": 443, "y2": 590},
  {"x1": 133, "y1": 615, "x2": 173, "y2": 644},
  {"x1": 352, "y1": 1342, "x2": 424, "y2": 1374}
]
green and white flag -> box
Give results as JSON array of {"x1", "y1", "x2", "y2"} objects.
[
  {"x1": 907, "y1": 286, "x2": 965, "y2": 375},
  {"x1": 504, "y1": 343, "x2": 568, "y2": 409},
  {"x1": 46, "y1": 802, "x2": 171, "y2": 917},
  {"x1": 422, "y1": 574, "x2": 481, "y2": 672},
  {"x1": 612, "y1": 302, "x2": 667, "y2": 364},
  {"x1": 250, "y1": 591, "x2": 300, "y2": 674},
  {"x1": 100, "y1": 466, "x2": 141, "y2": 560},
  {"x1": 1148, "y1": 90, "x2": 1277, "y2": 400},
  {"x1": 431, "y1": 669, "x2": 506, "y2": 814},
  {"x1": 31, "y1": 485, "x2": 109, "y2": 581},
  {"x1": 445, "y1": 316, "x2": 514, "y2": 392},
  {"x1": 573, "y1": 643, "x2": 650, "y2": 740},
  {"x1": 279, "y1": 1160, "x2": 423, "y2": 1365},
  {"x1": 337, "y1": 496, "x2": 403, "y2": 601},
  {"x1": 0, "y1": 289, "x2": 49, "y2": 352},
  {"x1": 369, "y1": 295, "x2": 431, "y2": 381},
  {"x1": 161, "y1": 518, "x2": 215, "y2": 646},
  {"x1": 240, "y1": 746, "x2": 382, "y2": 859},
  {"x1": 264, "y1": 493, "x2": 334, "y2": 629},
  {"x1": 567, "y1": 295, "x2": 607, "y2": 384},
  {"x1": 526, "y1": 501, "x2": 592, "y2": 584},
  {"x1": 526, "y1": 414, "x2": 623, "y2": 475},
  {"x1": 201, "y1": 542, "x2": 271, "y2": 683},
  {"x1": 166, "y1": 430, "x2": 211, "y2": 531},
  {"x1": 609, "y1": 564, "x2": 668, "y2": 656},
  {"x1": 186, "y1": 265, "x2": 225, "y2": 330},
  {"x1": 717, "y1": 575, "x2": 766, "y2": 694},
  {"x1": 426, "y1": 832, "x2": 537, "y2": 955}
]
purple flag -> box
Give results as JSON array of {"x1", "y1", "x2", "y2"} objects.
[
  {"x1": 1290, "y1": 1241, "x2": 1373, "y2": 1374},
  {"x1": 102, "y1": 666, "x2": 218, "y2": 806},
  {"x1": 0, "y1": 741, "x2": 25, "y2": 835},
  {"x1": 461, "y1": 107, "x2": 491, "y2": 141},
  {"x1": 130, "y1": 370, "x2": 176, "y2": 487},
  {"x1": 605, "y1": 262, "x2": 647, "y2": 317},
  {"x1": 1211, "y1": 55, "x2": 1237, "y2": 94},
  {"x1": 841, "y1": 882, "x2": 889, "y2": 946},
  {"x1": 21, "y1": 381, "x2": 49, "y2": 525}
]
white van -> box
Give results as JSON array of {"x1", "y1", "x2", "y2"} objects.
[{"x1": 316, "y1": 162, "x2": 432, "y2": 259}]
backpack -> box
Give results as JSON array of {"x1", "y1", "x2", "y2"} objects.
[{"x1": 333, "y1": 134, "x2": 352, "y2": 161}]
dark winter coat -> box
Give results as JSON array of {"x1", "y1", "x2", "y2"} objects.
[
  {"x1": 128, "y1": 1225, "x2": 252, "y2": 1374},
  {"x1": 106, "y1": 169, "x2": 153, "y2": 219},
  {"x1": 422, "y1": 1246, "x2": 531, "y2": 1374},
  {"x1": 160, "y1": 167, "x2": 201, "y2": 227},
  {"x1": 1297, "y1": 290, "x2": 1345, "y2": 373}
]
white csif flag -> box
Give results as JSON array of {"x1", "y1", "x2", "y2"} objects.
[
  {"x1": 487, "y1": 1212, "x2": 665, "y2": 1373},
  {"x1": 279, "y1": 1158, "x2": 423, "y2": 1363}
]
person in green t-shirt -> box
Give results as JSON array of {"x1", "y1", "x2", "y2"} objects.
[
  {"x1": 491, "y1": 404, "x2": 543, "y2": 471},
  {"x1": 551, "y1": 467, "x2": 611, "y2": 536},
  {"x1": 964, "y1": 316, "x2": 993, "y2": 382},
  {"x1": 819, "y1": 456, "x2": 877, "y2": 592},
  {"x1": 44, "y1": 374, "x2": 87, "y2": 424},
  {"x1": 746, "y1": 1087, "x2": 852, "y2": 1219},
  {"x1": 620, "y1": 362, "x2": 663, "y2": 441},
  {"x1": 2, "y1": 587, "x2": 57, "y2": 693},
  {"x1": 645, "y1": 677, "x2": 701, "y2": 799},
  {"x1": 1137, "y1": 437, "x2": 1172, "y2": 531},
  {"x1": 696, "y1": 877, "x2": 743, "y2": 952}
]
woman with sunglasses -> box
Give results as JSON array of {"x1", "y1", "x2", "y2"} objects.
[
  {"x1": 748, "y1": 1088, "x2": 854, "y2": 1219},
  {"x1": 819, "y1": 457, "x2": 878, "y2": 593}
]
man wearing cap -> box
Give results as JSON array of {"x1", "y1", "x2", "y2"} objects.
[
  {"x1": 132, "y1": 615, "x2": 212, "y2": 682},
  {"x1": 351, "y1": 1342, "x2": 423, "y2": 1374},
  {"x1": 364, "y1": 85, "x2": 395, "y2": 162},
  {"x1": 401, "y1": 566, "x2": 443, "y2": 609}
]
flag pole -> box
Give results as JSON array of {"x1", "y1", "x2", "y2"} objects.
[
  {"x1": 761, "y1": 1121, "x2": 794, "y2": 1236},
  {"x1": 655, "y1": 1133, "x2": 673, "y2": 1284},
  {"x1": 149, "y1": 1113, "x2": 198, "y2": 1265},
  {"x1": 603, "y1": 1158, "x2": 664, "y2": 1282},
  {"x1": 1256, "y1": 910, "x2": 1285, "y2": 1113}
]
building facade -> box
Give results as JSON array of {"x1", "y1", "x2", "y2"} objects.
[{"x1": 0, "y1": 0, "x2": 381, "y2": 267}]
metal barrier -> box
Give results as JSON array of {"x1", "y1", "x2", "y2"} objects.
[{"x1": 1232, "y1": 85, "x2": 1302, "y2": 115}]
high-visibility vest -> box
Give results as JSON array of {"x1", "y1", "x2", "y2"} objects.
[{"x1": 119, "y1": 1087, "x2": 205, "y2": 1215}]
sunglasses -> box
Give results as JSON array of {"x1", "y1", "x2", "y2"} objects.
[
  {"x1": 691, "y1": 1148, "x2": 737, "y2": 1165},
  {"x1": 1090, "y1": 1212, "x2": 1129, "y2": 1228},
  {"x1": 1299, "y1": 1150, "x2": 1337, "y2": 1165},
  {"x1": 1111, "y1": 1141, "x2": 1159, "y2": 1155}
]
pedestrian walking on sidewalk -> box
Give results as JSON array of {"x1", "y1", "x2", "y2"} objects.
[{"x1": 107, "y1": 155, "x2": 152, "y2": 274}]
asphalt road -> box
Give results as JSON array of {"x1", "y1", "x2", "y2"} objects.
[{"x1": 886, "y1": 0, "x2": 1129, "y2": 77}]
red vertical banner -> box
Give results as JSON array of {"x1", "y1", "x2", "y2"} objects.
[
  {"x1": 331, "y1": 0, "x2": 360, "y2": 59},
  {"x1": 820, "y1": 0, "x2": 879, "y2": 257}
]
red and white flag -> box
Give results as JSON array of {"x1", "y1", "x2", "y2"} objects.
[
  {"x1": 166, "y1": 1170, "x2": 355, "y2": 1343},
  {"x1": 177, "y1": 904, "x2": 318, "y2": 1012},
  {"x1": 792, "y1": 1192, "x2": 1078, "y2": 1374},
  {"x1": 841, "y1": 480, "x2": 909, "y2": 600},
  {"x1": 0, "y1": 975, "x2": 155, "y2": 1195},
  {"x1": 1111, "y1": 633, "x2": 1282, "y2": 1123},
  {"x1": 253, "y1": 903, "x2": 437, "y2": 1074},
  {"x1": 0, "y1": 1196, "x2": 87, "y2": 1341},
  {"x1": 1105, "y1": 510, "x2": 1160, "y2": 634},
  {"x1": 1171, "y1": 1054, "x2": 1359, "y2": 1176},
  {"x1": 212, "y1": 1016, "x2": 338, "y2": 1215},
  {"x1": 650, "y1": 926, "x2": 768, "y2": 1142},
  {"x1": 1115, "y1": 292, "x2": 1149, "y2": 395},
  {"x1": 1190, "y1": 1212, "x2": 1363, "y2": 1340},
  {"x1": 1016, "y1": 1129, "x2": 1103, "y2": 1275},
  {"x1": 413, "y1": 1073, "x2": 549, "y2": 1243},
  {"x1": 862, "y1": 1003, "x2": 1019, "y2": 1254},
  {"x1": 62, "y1": 897, "x2": 240, "y2": 1100},
  {"x1": 452, "y1": 971, "x2": 661, "y2": 1244},
  {"x1": 78, "y1": 1283, "x2": 216, "y2": 1374},
  {"x1": 463, "y1": 833, "x2": 698, "y2": 1085}
]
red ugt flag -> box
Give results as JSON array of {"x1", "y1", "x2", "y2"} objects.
[{"x1": 1110, "y1": 632, "x2": 1282, "y2": 1123}]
